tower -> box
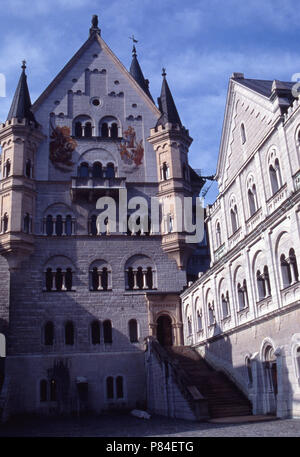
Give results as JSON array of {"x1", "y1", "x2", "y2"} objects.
[
  {"x1": 148, "y1": 69, "x2": 204, "y2": 269},
  {"x1": 0, "y1": 62, "x2": 45, "y2": 267}
]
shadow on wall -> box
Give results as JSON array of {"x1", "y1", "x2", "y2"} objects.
[
  {"x1": 6, "y1": 254, "x2": 148, "y2": 417},
  {"x1": 203, "y1": 330, "x2": 293, "y2": 418}
]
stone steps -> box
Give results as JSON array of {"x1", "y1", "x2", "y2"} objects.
[{"x1": 166, "y1": 346, "x2": 252, "y2": 419}]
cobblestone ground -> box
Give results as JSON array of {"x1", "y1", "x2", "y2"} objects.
[{"x1": 0, "y1": 413, "x2": 300, "y2": 437}]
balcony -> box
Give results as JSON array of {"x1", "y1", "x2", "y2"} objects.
[{"x1": 70, "y1": 176, "x2": 126, "y2": 201}]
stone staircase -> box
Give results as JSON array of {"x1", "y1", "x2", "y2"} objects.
[{"x1": 166, "y1": 346, "x2": 252, "y2": 419}]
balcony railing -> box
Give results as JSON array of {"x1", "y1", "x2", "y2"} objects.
[{"x1": 71, "y1": 176, "x2": 126, "y2": 201}]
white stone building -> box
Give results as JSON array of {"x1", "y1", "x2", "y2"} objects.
[{"x1": 181, "y1": 73, "x2": 300, "y2": 418}]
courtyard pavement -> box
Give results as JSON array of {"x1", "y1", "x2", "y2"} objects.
[{"x1": 0, "y1": 412, "x2": 299, "y2": 437}]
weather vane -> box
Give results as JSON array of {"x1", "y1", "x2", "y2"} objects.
[{"x1": 129, "y1": 35, "x2": 138, "y2": 44}]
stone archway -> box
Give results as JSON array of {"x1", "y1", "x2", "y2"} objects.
[
  {"x1": 156, "y1": 315, "x2": 173, "y2": 347},
  {"x1": 263, "y1": 345, "x2": 278, "y2": 415}
]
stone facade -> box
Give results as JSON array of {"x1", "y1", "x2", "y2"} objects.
[
  {"x1": 181, "y1": 74, "x2": 300, "y2": 418},
  {"x1": 0, "y1": 18, "x2": 206, "y2": 417}
]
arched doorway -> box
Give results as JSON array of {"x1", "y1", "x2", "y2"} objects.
[
  {"x1": 156, "y1": 315, "x2": 173, "y2": 347},
  {"x1": 263, "y1": 345, "x2": 278, "y2": 415}
]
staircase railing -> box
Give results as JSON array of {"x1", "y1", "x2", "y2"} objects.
[{"x1": 145, "y1": 337, "x2": 209, "y2": 421}]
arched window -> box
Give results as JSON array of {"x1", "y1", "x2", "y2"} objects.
[
  {"x1": 230, "y1": 206, "x2": 238, "y2": 234},
  {"x1": 92, "y1": 162, "x2": 102, "y2": 178},
  {"x1": 216, "y1": 222, "x2": 222, "y2": 248},
  {"x1": 44, "y1": 321, "x2": 54, "y2": 346},
  {"x1": 208, "y1": 303, "x2": 215, "y2": 325},
  {"x1": 106, "y1": 377, "x2": 114, "y2": 399},
  {"x1": 25, "y1": 159, "x2": 32, "y2": 178},
  {"x1": 50, "y1": 379, "x2": 57, "y2": 401},
  {"x1": 281, "y1": 254, "x2": 292, "y2": 288},
  {"x1": 106, "y1": 163, "x2": 115, "y2": 179},
  {"x1": 85, "y1": 122, "x2": 92, "y2": 138},
  {"x1": 75, "y1": 121, "x2": 83, "y2": 138},
  {"x1": 91, "y1": 320, "x2": 100, "y2": 345},
  {"x1": 129, "y1": 319, "x2": 138, "y2": 343},
  {"x1": 162, "y1": 162, "x2": 169, "y2": 181},
  {"x1": 90, "y1": 215, "x2": 97, "y2": 236},
  {"x1": 264, "y1": 265, "x2": 271, "y2": 296},
  {"x1": 136, "y1": 267, "x2": 143, "y2": 289},
  {"x1": 127, "y1": 267, "x2": 134, "y2": 290},
  {"x1": 40, "y1": 380, "x2": 48, "y2": 402},
  {"x1": 197, "y1": 310, "x2": 202, "y2": 331},
  {"x1": 187, "y1": 317, "x2": 192, "y2": 335},
  {"x1": 78, "y1": 162, "x2": 89, "y2": 178},
  {"x1": 65, "y1": 321, "x2": 74, "y2": 345},
  {"x1": 256, "y1": 270, "x2": 266, "y2": 301},
  {"x1": 55, "y1": 268, "x2": 63, "y2": 291},
  {"x1": 146, "y1": 267, "x2": 153, "y2": 289},
  {"x1": 65, "y1": 268, "x2": 72, "y2": 291},
  {"x1": 237, "y1": 281, "x2": 248, "y2": 310},
  {"x1": 111, "y1": 123, "x2": 118, "y2": 139},
  {"x1": 103, "y1": 320, "x2": 112, "y2": 344},
  {"x1": 248, "y1": 185, "x2": 258, "y2": 216},
  {"x1": 5, "y1": 160, "x2": 11, "y2": 178},
  {"x1": 269, "y1": 158, "x2": 282, "y2": 196},
  {"x1": 241, "y1": 123, "x2": 246, "y2": 144},
  {"x1": 3, "y1": 213, "x2": 8, "y2": 233},
  {"x1": 116, "y1": 376, "x2": 124, "y2": 398},
  {"x1": 55, "y1": 215, "x2": 63, "y2": 236},
  {"x1": 65, "y1": 215, "x2": 73, "y2": 236},
  {"x1": 46, "y1": 215, "x2": 53, "y2": 236},
  {"x1": 101, "y1": 123, "x2": 109, "y2": 138},
  {"x1": 289, "y1": 248, "x2": 299, "y2": 283},
  {"x1": 221, "y1": 293, "x2": 229, "y2": 318},
  {"x1": 23, "y1": 213, "x2": 30, "y2": 233}
]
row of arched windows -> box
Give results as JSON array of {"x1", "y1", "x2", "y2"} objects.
[
  {"x1": 44, "y1": 215, "x2": 74, "y2": 236},
  {"x1": 73, "y1": 116, "x2": 120, "y2": 139},
  {"x1": 78, "y1": 162, "x2": 115, "y2": 179},
  {"x1": 160, "y1": 162, "x2": 189, "y2": 182},
  {"x1": 43, "y1": 319, "x2": 138, "y2": 346},
  {"x1": 192, "y1": 250, "x2": 299, "y2": 334},
  {"x1": 44, "y1": 266, "x2": 155, "y2": 291},
  {"x1": 1, "y1": 158, "x2": 33, "y2": 179}
]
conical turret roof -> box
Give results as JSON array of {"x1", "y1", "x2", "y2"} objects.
[
  {"x1": 156, "y1": 69, "x2": 182, "y2": 128},
  {"x1": 7, "y1": 61, "x2": 37, "y2": 124},
  {"x1": 129, "y1": 45, "x2": 153, "y2": 101}
]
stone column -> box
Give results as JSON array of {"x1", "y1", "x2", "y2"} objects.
[
  {"x1": 133, "y1": 270, "x2": 138, "y2": 290},
  {"x1": 97, "y1": 271, "x2": 103, "y2": 290},
  {"x1": 142, "y1": 270, "x2": 148, "y2": 289}
]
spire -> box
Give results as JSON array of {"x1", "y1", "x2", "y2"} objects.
[
  {"x1": 156, "y1": 68, "x2": 182, "y2": 128},
  {"x1": 7, "y1": 61, "x2": 37, "y2": 124},
  {"x1": 129, "y1": 43, "x2": 153, "y2": 101}
]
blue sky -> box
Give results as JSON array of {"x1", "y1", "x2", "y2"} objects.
[{"x1": 1, "y1": 0, "x2": 300, "y2": 203}]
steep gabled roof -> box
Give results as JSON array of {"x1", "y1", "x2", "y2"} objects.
[
  {"x1": 7, "y1": 61, "x2": 37, "y2": 124},
  {"x1": 156, "y1": 69, "x2": 182, "y2": 128},
  {"x1": 32, "y1": 20, "x2": 160, "y2": 116}
]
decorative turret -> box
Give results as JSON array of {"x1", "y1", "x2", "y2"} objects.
[
  {"x1": 0, "y1": 62, "x2": 45, "y2": 268},
  {"x1": 156, "y1": 68, "x2": 182, "y2": 128},
  {"x1": 148, "y1": 69, "x2": 198, "y2": 270},
  {"x1": 129, "y1": 43, "x2": 153, "y2": 101}
]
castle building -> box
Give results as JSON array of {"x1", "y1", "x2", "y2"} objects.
[
  {"x1": 181, "y1": 73, "x2": 300, "y2": 418},
  {"x1": 0, "y1": 16, "x2": 207, "y2": 417}
]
